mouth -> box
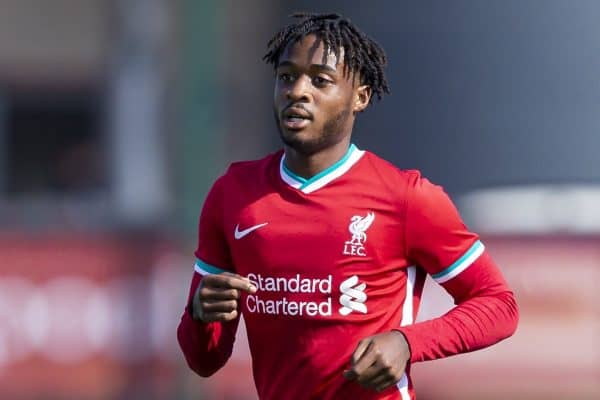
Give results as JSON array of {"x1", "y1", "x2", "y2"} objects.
[{"x1": 281, "y1": 107, "x2": 313, "y2": 130}]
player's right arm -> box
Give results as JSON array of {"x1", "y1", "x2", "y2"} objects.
[
  {"x1": 176, "y1": 175, "x2": 253, "y2": 377},
  {"x1": 177, "y1": 268, "x2": 255, "y2": 377},
  {"x1": 192, "y1": 272, "x2": 256, "y2": 323}
]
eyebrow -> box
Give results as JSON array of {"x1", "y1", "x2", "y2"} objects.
[{"x1": 277, "y1": 60, "x2": 337, "y2": 73}]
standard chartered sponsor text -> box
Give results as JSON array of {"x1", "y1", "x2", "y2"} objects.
[{"x1": 246, "y1": 273, "x2": 332, "y2": 316}]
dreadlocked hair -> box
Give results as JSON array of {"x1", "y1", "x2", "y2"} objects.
[{"x1": 263, "y1": 12, "x2": 390, "y2": 103}]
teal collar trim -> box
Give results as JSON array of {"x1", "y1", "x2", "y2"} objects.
[{"x1": 280, "y1": 144, "x2": 364, "y2": 194}]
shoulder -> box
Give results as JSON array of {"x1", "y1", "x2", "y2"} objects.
[
  {"x1": 360, "y1": 151, "x2": 453, "y2": 213},
  {"x1": 219, "y1": 150, "x2": 283, "y2": 184},
  {"x1": 360, "y1": 150, "x2": 427, "y2": 191}
]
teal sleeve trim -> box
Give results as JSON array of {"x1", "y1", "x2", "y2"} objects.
[
  {"x1": 431, "y1": 240, "x2": 485, "y2": 283},
  {"x1": 194, "y1": 259, "x2": 228, "y2": 275}
]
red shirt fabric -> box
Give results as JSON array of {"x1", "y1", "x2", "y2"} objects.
[{"x1": 177, "y1": 144, "x2": 518, "y2": 400}]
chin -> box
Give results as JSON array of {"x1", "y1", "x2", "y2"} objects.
[{"x1": 280, "y1": 132, "x2": 328, "y2": 156}]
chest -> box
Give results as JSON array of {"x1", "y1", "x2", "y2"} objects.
[{"x1": 224, "y1": 188, "x2": 406, "y2": 277}]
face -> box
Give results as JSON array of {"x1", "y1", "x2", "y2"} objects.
[{"x1": 273, "y1": 34, "x2": 371, "y2": 155}]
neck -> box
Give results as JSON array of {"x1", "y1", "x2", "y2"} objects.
[{"x1": 283, "y1": 138, "x2": 352, "y2": 179}]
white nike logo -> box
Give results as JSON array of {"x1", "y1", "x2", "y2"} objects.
[{"x1": 234, "y1": 222, "x2": 268, "y2": 239}]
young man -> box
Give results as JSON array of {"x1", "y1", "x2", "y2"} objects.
[{"x1": 177, "y1": 13, "x2": 518, "y2": 400}]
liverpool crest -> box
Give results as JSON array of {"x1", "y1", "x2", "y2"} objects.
[{"x1": 343, "y1": 212, "x2": 375, "y2": 257}]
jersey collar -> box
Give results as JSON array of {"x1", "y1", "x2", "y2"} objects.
[{"x1": 279, "y1": 143, "x2": 365, "y2": 194}]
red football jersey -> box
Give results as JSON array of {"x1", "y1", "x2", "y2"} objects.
[{"x1": 178, "y1": 144, "x2": 518, "y2": 400}]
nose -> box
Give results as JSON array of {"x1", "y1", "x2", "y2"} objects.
[{"x1": 286, "y1": 75, "x2": 312, "y2": 103}]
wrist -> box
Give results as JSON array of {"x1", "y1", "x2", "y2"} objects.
[{"x1": 392, "y1": 329, "x2": 412, "y2": 360}]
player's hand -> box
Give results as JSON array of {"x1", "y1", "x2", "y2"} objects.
[
  {"x1": 343, "y1": 331, "x2": 411, "y2": 393},
  {"x1": 192, "y1": 272, "x2": 257, "y2": 323}
]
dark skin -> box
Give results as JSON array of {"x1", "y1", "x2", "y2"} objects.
[
  {"x1": 192, "y1": 272, "x2": 256, "y2": 322},
  {"x1": 192, "y1": 33, "x2": 410, "y2": 393},
  {"x1": 273, "y1": 34, "x2": 370, "y2": 178}
]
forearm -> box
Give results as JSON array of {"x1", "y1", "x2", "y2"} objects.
[
  {"x1": 398, "y1": 254, "x2": 519, "y2": 363},
  {"x1": 177, "y1": 272, "x2": 239, "y2": 377},
  {"x1": 177, "y1": 308, "x2": 237, "y2": 377},
  {"x1": 398, "y1": 289, "x2": 518, "y2": 363}
]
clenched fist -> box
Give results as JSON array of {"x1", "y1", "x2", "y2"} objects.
[
  {"x1": 344, "y1": 331, "x2": 411, "y2": 393},
  {"x1": 192, "y1": 272, "x2": 257, "y2": 322}
]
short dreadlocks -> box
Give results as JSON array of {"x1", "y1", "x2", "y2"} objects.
[{"x1": 263, "y1": 12, "x2": 390, "y2": 103}]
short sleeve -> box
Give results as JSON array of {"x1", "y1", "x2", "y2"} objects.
[
  {"x1": 193, "y1": 176, "x2": 234, "y2": 275},
  {"x1": 405, "y1": 173, "x2": 484, "y2": 284}
]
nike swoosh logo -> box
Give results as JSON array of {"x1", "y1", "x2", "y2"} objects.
[{"x1": 234, "y1": 222, "x2": 268, "y2": 239}]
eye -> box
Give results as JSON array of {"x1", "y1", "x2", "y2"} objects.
[
  {"x1": 313, "y1": 76, "x2": 332, "y2": 87},
  {"x1": 278, "y1": 73, "x2": 294, "y2": 83}
]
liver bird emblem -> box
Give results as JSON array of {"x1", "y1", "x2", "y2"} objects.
[{"x1": 348, "y1": 212, "x2": 375, "y2": 245}]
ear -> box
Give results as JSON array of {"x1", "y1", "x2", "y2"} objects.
[{"x1": 353, "y1": 85, "x2": 371, "y2": 113}]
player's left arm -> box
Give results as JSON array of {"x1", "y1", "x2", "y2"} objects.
[
  {"x1": 345, "y1": 173, "x2": 518, "y2": 393},
  {"x1": 397, "y1": 174, "x2": 519, "y2": 363},
  {"x1": 344, "y1": 253, "x2": 517, "y2": 391}
]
